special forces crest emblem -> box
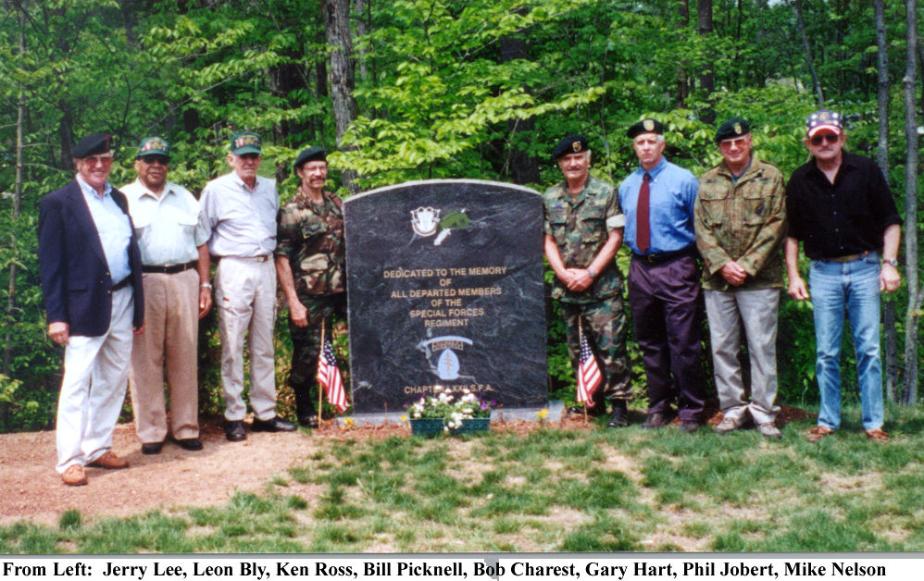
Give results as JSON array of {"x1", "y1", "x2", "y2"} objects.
[
  {"x1": 410, "y1": 206, "x2": 471, "y2": 246},
  {"x1": 417, "y1": 336, "x2": 474, "y2": 381}
]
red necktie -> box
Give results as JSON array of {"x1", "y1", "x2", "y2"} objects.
[{"x1": 636, "y1": 173, "x2": 651, "y2": 254}]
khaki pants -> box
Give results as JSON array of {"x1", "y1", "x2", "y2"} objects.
[
  {"x1": 130, "y1": 269, "x2": 200, "y2": 443},
  {"x1": 215, "y1": 257, "x2": 277, "y2": 421},
  {"x1": 704, "y1": 288, "x2": 780, "y2": 425}
]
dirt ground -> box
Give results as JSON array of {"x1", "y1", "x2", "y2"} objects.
[{"x1": 0, "y1": 406, "x2": 812, "y2": 527}]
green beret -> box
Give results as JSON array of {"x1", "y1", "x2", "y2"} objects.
[
  {"x1": 294, "y1": 146, "x2": 327, "y2": 170},
  {"x1": 552, "y1": 134, "x2": 589, "y2": 161},
  {"x1": 136, "y1": 136, "x2": 170, "y2": 159},
  {"x1": 715, "y1": 117, "x2": 750, "y2": 143},
  {"x1": 626, "y1": 119, "x2": 664, "y2": 139},
  {"x1": 230, "y1": 131, "x2": 262, "y2": 155},
  {"x1": 73, "y1": 133, "x2": 112, "y2": 158}
]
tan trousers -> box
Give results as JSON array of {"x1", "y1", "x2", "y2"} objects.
[
  {"x1": 215, "y1": 257, "x2": 277, "y2": 421},
  {"x1": 130, "y1": 269, "x2": 200, "y2": 443},
  {"x1": 704, "y1": 288, "x2": 781, "y2": 425}
]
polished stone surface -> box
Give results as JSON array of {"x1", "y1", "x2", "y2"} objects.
[{"x1": 344, "y1": 179, "x2": 547, "y2": 414}]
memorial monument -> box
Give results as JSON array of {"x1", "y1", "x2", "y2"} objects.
[{"x1": 344, "y1": 179, "x2": 547, "y2": 417}]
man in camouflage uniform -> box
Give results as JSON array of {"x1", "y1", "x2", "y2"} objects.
[
  {"x1": 694, "y1": 118, "x2": 786, "y2": 438},
  {"x1": 544, "y1": 134, "x2": 631, "y2": 428},
  {"x1": 275, "y1": 146, "x2": 346, "y2": 427}
]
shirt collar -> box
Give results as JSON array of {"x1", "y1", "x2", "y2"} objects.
[
  {"x1": 232, "y1": 171, "x2": 260, "y2": 192},
  {"x1": 131, "y1": 178, "x2": 176, "y2": 201},
  {"x1": 637, "y1": 156, "x2": 667, "y2": 179},
  {"x1": 76, "y1": 174, "x2": 112, "y2": 199}
]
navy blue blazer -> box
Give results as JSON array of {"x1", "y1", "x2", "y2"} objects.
[{"x1": 38, "y1": 180, "x2": 144, "y2": 337}]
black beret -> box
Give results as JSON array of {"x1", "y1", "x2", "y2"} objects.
[
  {"x1": 715, "y1": 117, "x2": 751, "y2": 143},
  {"x1": 552, "y1": 134, "x2": 589, "y2": 161},
  {"x1": 626, "y1": 119, "x2": 664, "y2": 139},
  {"x1": 73, "y1": 133, "x2": 112, "y2": 158},
  {"x1": 294, "y1": 146, "x2": 327, "y2": 170}
]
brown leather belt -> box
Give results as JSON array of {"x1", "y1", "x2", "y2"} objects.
[
  {"x1": 142, "y1": 260, "x2": 197, "y2": 274},
  {"x1": 824, "y1": 251, "x2": 870, "y2": 263}
]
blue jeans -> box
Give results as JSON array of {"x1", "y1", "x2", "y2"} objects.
[{"x1": 809, "y1": 253, "x2": 884, "y2": 430}]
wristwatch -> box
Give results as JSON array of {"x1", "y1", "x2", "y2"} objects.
[{"x1": 883, "y1": 258, "x2": 899, "y2": 267}]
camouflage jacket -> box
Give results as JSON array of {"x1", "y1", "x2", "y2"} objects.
[
  {"x1": 694, "y1": 156, "x2": 787, "y2": 291},
  {"x1": 543, "y1": 176, "x2": 625, "y2": 304},
  {"x1": 276, "y1": 191, "x2": 345, "y2": 296}
]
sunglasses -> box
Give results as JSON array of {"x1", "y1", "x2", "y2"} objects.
[
  {"x1": 810, "y1": 133, "x2": 840, "y2": 146},
  {"x1": 84, "y1": 154, "x2": 114, "y2": 166},
  {"x1": 141, "y1": 156, "x2": 169, "y2": 166}
]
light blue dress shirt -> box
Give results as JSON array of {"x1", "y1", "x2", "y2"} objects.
[
  {"x1": 76, "y1": 175, "x2": 132, "y2": 285},
  {"x1": 618, "y1": 157, "x2": 699, "y2": 255},
  {"x1": 198, "y1": 172, "x2": 278, "y2": 257}
]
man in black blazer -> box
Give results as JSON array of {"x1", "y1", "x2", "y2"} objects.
[{"x1": 38, "y1": 133, "x2": 145, "y2": 486}]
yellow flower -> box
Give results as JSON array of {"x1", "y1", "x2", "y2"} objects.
[{"x1": 536, "y1": 408, "x2": 549, "y2": 420}]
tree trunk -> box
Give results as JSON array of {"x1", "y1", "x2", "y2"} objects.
[
  {"x1": 903, "y1": 0, "x2": 919, "y2": 404},
  {"x1": 6, "y1": 0, "x2": 26, "y2": 374},
  {"x1": 697, "y1": 0, "x2": 715, "y2": 123},
  {"x1": 793, "y1": 0, "x2": 824, "y2": 105},
  {"x1": 325, "y1": 0, "x2": 359, "y2": 192},
  {"x1": 873, "y1": 0, "x2": 899, "y2": 401},
  {"x1": 499, "y1": 32, "x2": 539, "y2": 185},
  {"x1": 353, "y1": 0, "x2": 369, "y2": 84},
  {"x1": 677, "y1": 0, "x2": 689, "y2": 106}
]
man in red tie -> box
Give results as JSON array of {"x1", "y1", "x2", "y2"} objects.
[{"x1": 618, "y1": 119, "x2": 706, "y2": 432}]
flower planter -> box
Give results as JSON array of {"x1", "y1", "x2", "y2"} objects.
[
  {"x1": 456, "y1": 418, "x2": 491, "y2": 435},
  {"x1": 409, "y1": 417, "x2": 491, "y2": 437},
  {"x1": 410, "y1": 418, "x2": 446, "y2": 438}
]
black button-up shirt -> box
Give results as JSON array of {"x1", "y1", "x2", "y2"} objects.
[{"x1": 786, "y1": 151, "x2": 901, "y2": 260}]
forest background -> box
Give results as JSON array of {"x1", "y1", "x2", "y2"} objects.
[{"x1": 0, "y1": 0, "x2": 921, "y2": 432}]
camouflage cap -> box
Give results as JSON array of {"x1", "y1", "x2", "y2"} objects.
[
  {"x1": 626, "y1": 119, "x2": 664, "y2": 139},
  {"x1": 715, "y1": 117, "x2": 750, "y2": 143},
  {"x1": 294, "y1": 146, "x2": 327, "y2": 170},
  {"x1": 230, "y1": 131, "x2": 262, "y2": 155},
  {"x1": 806, "y1": 109, "x2": 843, "y2": 137},
  {"x1": 136, "y1": 136, "x2": 170, "y2": 159},
  {"x1": 552, "y1": 134, "x2": 589, "y2": 161},
  {"x1": 73, "y1": 133, "x2": 113, "y2": 158}
]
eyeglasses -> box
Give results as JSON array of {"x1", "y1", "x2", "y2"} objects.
[
  {"x1": 140, "y1": 156, "x2": 169, "y2": 166},
  {"x1": 719, "y1": 137, "x2": 749, "y2": 150},
  {"x1": 83, "y1": 154, "x2": 114, "y2": 166},
  {"x1": 810, "y1": 133, "x2": 840, "y2": 146},
  {"x1": 238, "y1": 153, "x2": 261, "y2": 161}
]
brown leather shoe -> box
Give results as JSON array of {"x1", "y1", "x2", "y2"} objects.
[
  {"x1": 806, "y1": 425, "x2": 834, "y2": 443},
  {"x1": 865, "y1": 428, "x2": 889, "y2": 442},
  {"x1": 61, "y1": 465, "x2": 88, "y2": 486},
  {"x1": 87, "y1": 451, "x2": 129, "y2": 470}
]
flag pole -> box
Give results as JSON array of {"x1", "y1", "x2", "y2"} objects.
[
  {"x1": 318, "y1": 319, "x2": 325, "y2": 428},
  {"x1": 579, "y1": 318, "x2": 588, "y2": 424}
]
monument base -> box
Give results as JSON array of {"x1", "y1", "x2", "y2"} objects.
[{"x1": 342, "y1": 400, "x2": 564, "y2": 427}]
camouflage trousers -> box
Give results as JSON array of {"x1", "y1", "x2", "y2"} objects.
[
  {"x1": 288, "y1": 292, "x2": 347, "y2": 418},
  {"x1": 562, "y1": 296, "x2": 631, "y2": 403}
]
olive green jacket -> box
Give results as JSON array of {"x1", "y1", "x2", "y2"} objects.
[{"x1": 694, "y1": 156, "x2": 787, "y2": 291}]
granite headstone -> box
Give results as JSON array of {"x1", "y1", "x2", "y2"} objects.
[{"x1": 344, "y1": 179, "x2": 547, "y2": 415}]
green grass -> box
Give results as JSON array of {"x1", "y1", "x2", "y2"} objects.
[{"x1": 3, "y1": 404, "x2": 924, "y2": 552}]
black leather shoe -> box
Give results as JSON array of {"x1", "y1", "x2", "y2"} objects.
[
  {"x1": 173, "y1": 437, "x2": 204, "y2": 451},
  {"x1": 141, "y1": 441, "x2": 164, "y2": 455},
  {"x1": 679, "y1": 420, "x2": 700, "y2": 433},
  {"x1": 298, "y1": 415, "x2": 320, "y2": 429},
  {"x1": 642, "y1": 412, "x2": 673, "y2": 429},
  {"x1": 568, "y1": 405, "x2": 607, "y2": 417},
  {"x1": 607, "y1": 406, "x2": 629, "y2": 428},
  {"x1": 224, "y1": 420, "x2": 246, "y2": 442},
  {"x1": 251, "y1": 417, "x2": 297, "y2": 433}
]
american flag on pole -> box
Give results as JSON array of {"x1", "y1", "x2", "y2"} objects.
[
  {"x1": 576, "y1": 326, "x2": 602, "y2": 408},
  {"x1": 317, "y1": 338, "x2": 349, "y2": 413}
]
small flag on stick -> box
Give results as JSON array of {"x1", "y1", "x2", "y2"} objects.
[
  {"x1": 317, "y1": 336, "x2": 349, "y2": 413},
  {"x1": 576, "y1": 321, "x2": 601, "y2": 408}
]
